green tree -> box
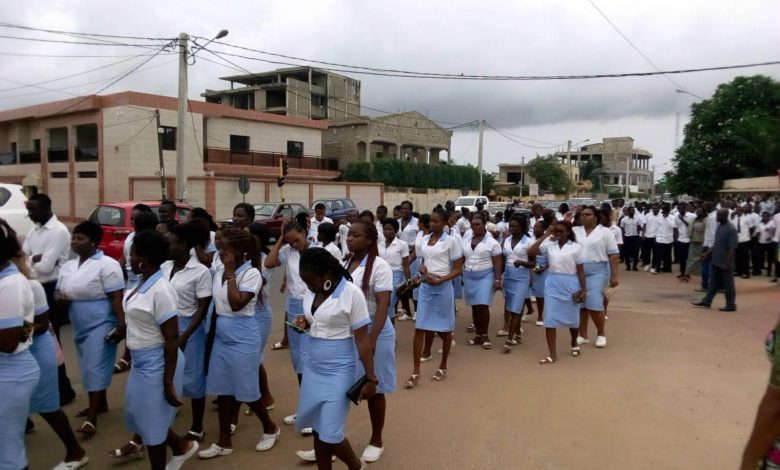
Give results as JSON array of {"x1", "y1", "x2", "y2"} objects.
[
  {"x1": 670, "y1": 75, "x2": 780, "y2": 199},
  {"x1": 579, "y1": 160, "x2": 604, "y2": 192},
  {"x1": 528, "y1": 155, "x2": 573, "y2": 194}
]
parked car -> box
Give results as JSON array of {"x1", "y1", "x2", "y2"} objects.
[
  {"x1": 486, "y1": 201, "x2": 508, "y2": 218},
  {"x1": 311, "y1": 198, "x2": 358, "y2": 224},
  {"x1": 87, "y1": 201, "x2": 192, "y2": 260},
  {"x1": 454, "y1": 195, "x2": 489, "y2": 214},
  {"x1": 219, "y1": 202, "x2": 309, "y2": 239},
  {"x1": 0, "y1": 183, "x2": 33, "y2": 238}
]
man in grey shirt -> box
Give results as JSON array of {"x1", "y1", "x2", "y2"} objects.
[{"x1": 692, "y1": 209, "x2": 738, "y2": 311}]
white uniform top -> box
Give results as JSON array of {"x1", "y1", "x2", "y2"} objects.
[
  {"x1": 456, "y1": 217, "x2": 470, "y2": 235},
  {"x1": 0, "y1": 264, "x2": 34, "y2": 353},
  {"x1": 503, "y1": 235, "x2": 533, "y2": 264},
  {"x1": 703, "y1": 210, "x2": 719, "y2": 247},
  {"x1": 572, "y1": 225, "x2": 619, "y2": 263},
  {"x1": 160, "y1": 253, "x2": 211, "y2": 317},
  {"x1": 420, "y1": 232, "x2": 463, "y2": 277},
  {"x1": 259, "y1": 253, "x2": 272, "y2": 304},
  {"x1": 378, "y1": 236, "x2": 409, "y2": 272},
  {"x1": 123, "y1": 270, "x2": 178, "y2": 350},
  {"x1": 56, "y1": 251, "x2": 125, "y2": 300},
  {"x1": 210, "y1": 252, "x2": 223, "y2": 275},
  {"x1": 23, "y1": 214, "x2": 71, "y2": 284},
  {"x1": 338, "y1": 223, "x2": 350, "y2": 256},
  {"x1": 310, "y1": 216, "x2": 333, "y2": 234},
  {"x1": 345, "y1": 256, "x2": 393, "y2": 315},
  {"x1": 212, "y1": 261, "x2": 261, "y2": 317},
  {"x1": 278, "y1": 244, "x2": 309, "y2": 300},
  {"x1": 413, "y1": 231, "x2": 425, "y2": 261},
  {"x1": 655, "y1": 215, "x2": 676, "y2": 244},
  {"x1": 303, "y1": 278, "x2": 370, "y2": 340},
  {"x1": 733, "y1": 214, "x2": 756, "y2": 243},
  {"x1": 324, "y1": 242, "x2": 343, "y2": 261},
  {"x1": 398, "y1": 216, "x2": 419, "y2": 247},
  {"x1": 608, "y1": 224, "x2": 624, "y2": 246},
  {"x1": 758, "y1": 221, "x2": 776, "y2": 244},
  {"x1": 496, "y1": 221, "x2": 509, "y2": 237},
  {"x1": 619, "y1": 216, "x2": 641, "y2": 237},
  {"x1": 643, "y1": 213, "x2": 663, "y2": 238},
  {"x1": 540, "y1": 239, "x2": 584, "y2": 275},
  {"x1": 123, "y1": 232, "x2": 135, "y2": 271},
  {"x1": 30, "y1": 279, "x2": 48, "y2": 316},
  {"x1": 672, "y1": 213, "x2": 697, "y2": 243},
  {"x1": 462, "y1": 234, "x2": 501, "y2": 272},
  {"x1": 774, "y1": 213, "x2": 780, "y2": 243}
]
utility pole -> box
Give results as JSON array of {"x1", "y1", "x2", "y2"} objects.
[
  {"x1": 625, "y1": 153, "x2": 631, "y2": 199},
  {"x1": 520, "y1": 155, "x2": 525, "y2": 202},
  {"x1": 154, "y1": 109, "x2": 167, "y2": 200},
  {"x1": 175, "y1": 32, "x2": 188, "y2": 201},
  {"x1": 477, "y1": 119, "x2": 484, "y2": 195},
  {"x1": 566, "y1": 139, "x2": 572, "y2": 199}
]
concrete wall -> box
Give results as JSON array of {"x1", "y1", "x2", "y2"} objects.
[
  {"x1": 206, "y1": 116, "x2": 322, "y2": 156},
  {"x1": 384, "y1": 188, "x2": 477, "y2": 214},
  {"x1": 722, "y1": 176, "x2": 780, "y2": 191}
]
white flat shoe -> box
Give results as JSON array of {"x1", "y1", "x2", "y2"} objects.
[
  {"x1": 535, "y1": 321, "x2": 544, "y2": 327},
  {"x1": 300, "y1": 427, "x2": 313, "y2": 435},
  {"x1": 255, "y1": 428, "x2": 280, "y2": 452},
  {"x1": 198, "y1": 443, "x2": 233, "y2": 459},
  {"x1": 296, "y1": 449, "x2": 336, "y2": 462},
  {"x1": 283, "y1": 413, "x2": 297, "y2": 425},
  {"x1": 595, "y1": 336, "x2": 607, "y2": 348},
  {"x1": 53, "y1": 457, "x2": 89, "y2": 470},
  {"x1": 361, "y1": 444, "x2": 384, "y2": 462},
  {"x1": 166, "y1": 441, "x2": 198, "y2": 470},
  {"x1": 576, "y1": 336, "x2": 590, "y2": 345}
]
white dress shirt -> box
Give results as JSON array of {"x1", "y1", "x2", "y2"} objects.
[
  {"x1": 619, "y1": 216, "x2": 640, "y2": 237},
  {"x1": 398, "y1": 217, "x2": 419, "y2": 247},
  {"x1": 572, "y1": 225, "x2": 620, "y2": 262},
  {"x1": 540, "y1": 240, "x2": 584, "y2": 275},
  {"x1": 672, "y1": 213, "x2": 697, "y2": 243},
  {"x1": 462, "y1": 235, "x2": 501, "y2": 272},
  {"x1": 303, "y1": 278, "x2": 370, "y2": 339},
  {"x1": 324, "y1": 242, "x2": 343, "y2": 260},
  {"x1": 160, "y1": 253, "x2": 211, "y2": 317},
  {"x1": 456, "y1": 217, "x2": 471, "y2": 235},
  {"x1": 345, "y1": 256, "x2": 393, "y2": 316},
  {"x1": 733, "y1": 214, "x2": 755, "y2": 243},
  {"x1": 123, "y1": 270, "x2": 178, "y2": 350},
  {"x1": 643, "y1": 213, "x2": 663, "y2": 239},
  {"x1": 703, "y1": 210, "x2": 719, "y2": 247},
  {"x1": 655, "y1": 215, "x2": 676, "y2": 244},
  {"x1": 378, "y1": 236, "x2": 409, "y2": 272},
  {"x1": 57, "y1": 251, "x2": 125, "y2": 299},
  {"x1": 278, "y1": 244, "x2": 309, "y2": 300},
  {"x1": 608, "y1": 224, "x2": 624, "y2": 246},
  {"x1": 503, "y1": 235, "x2": 532, "y2": 264},
  {"x1": 23, "y1": 214, "x2": 71, "y2": 284},
  {"x1": 212, "y1": 261, "x2": 261, "y2": 317},
  {"x1": 420, "y1": 232, "x2": 463, "y2": 277},
  {"x1": 758, "y1": 221, "x2": 776, "y2": 244}
]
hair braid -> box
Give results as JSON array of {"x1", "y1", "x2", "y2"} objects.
[{"x1": 222, "y1": 226, "x2": 260, "y2": 269}]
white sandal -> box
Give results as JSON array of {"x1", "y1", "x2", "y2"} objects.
[
  {"x1": 198, "y1": 443, "x2": 234, "y2": 459},
  {"x1": 53, "y1": 456, "x2": 89, "y2": 469},
  {"x1": 109, "y1": 440, "x2": 144, "y2": 459},
  {"x1": 255, "y1": 427, "x2": 281, "y2": 451}
]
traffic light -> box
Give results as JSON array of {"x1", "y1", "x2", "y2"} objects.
[
  {"x1": 277, "y1": 176, "x2": 285, "y2": 187},
  {"x1": 282, "y1": 159, "x2": 290, "y2": 176}
]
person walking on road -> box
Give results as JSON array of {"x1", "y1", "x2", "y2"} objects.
[{"x1": 692, "y1": 209, "x2": 738, "y2": 312}]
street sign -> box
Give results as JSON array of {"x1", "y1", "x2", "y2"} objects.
[
  {"x1": 529, "y1": 183, "x2": 539, "y2": 197},
  {"x1": 238, "y1": 175, "x2": 250, "y2": 195}
]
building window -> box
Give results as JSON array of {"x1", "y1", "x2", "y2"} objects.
[
  {"x1": 507, "y1": 171, "x2": 523, "y2": 184},
  {"x1": 287, "y1": 140, "x2": 303, "y2": 157},
  {"x1": 0, "y1": 143, "x2": 15, "y2": 165},
  {"x1": 230, "y1": 135, "x2": 250, "y2": 153},
  {"x1": 78, "y1": 171, "x2": 97, "y2": 178},
  {"x1": 159, "y1": 126, "x2": 176, "y2": 151},
  {"x1": 50, "y1": 171, "x2": 68, "y2": 178},
  {"x1": 613, "y1": 177, "x2": 619, "y2": 184}
]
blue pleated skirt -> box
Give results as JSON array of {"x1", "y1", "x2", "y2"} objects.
[
  {"x1": 416, "y1": 281, "x2": 455, "y2": 332},
  {"x1": 178, "y1": 315, "x2": 206, "y2": 399},
  {"x1": 206, "y1": 315, "x2": 262, "y2": 403},
  {"x1": 29, "y1": 331, "x2": 60, "y2": 413},
  {"x1": 463, "y1": 268, "x2": 496, "y2": 306},
  {"x1": 255, "y1": 302, "x2": 273, "y2": 354},
  {"x1": 583, "y1": 262, "x2": 609, "y2": 312},
  {"x1": 0, "y1": 349, "x2": 40, "y2": 470},
  {"x1": 531, "y1": 256, "x2": 548, "y2": 298},
  {"x1": 452, "y1": 274, "x2": 463, "y2": 299},
  {"x1": 69, "y1": 298, "x2": 117, "y2": 392},
  {"x1": 410, "y1": 258, "x2": 421, "y2": 301},
  {"x1": 388, "y1": 270, "x2": 405, "y2": 318},
  {"x1": 296, "y1": 337, "x2": 356, "y2": 444},
  {"x1": 503, "y1": 265, "x2": 531, "y2": 314},
  {"x1": 125, "y1": 345, "x2": 184, "y2": 446},
  {"x1": 543, "y1": 273, "x2": 581, "y2": 329},
  {"x1": 286, "y1": 297, "x2": 305, "y2": 374},
  {"x1": 356, "y1": 320, "x2": 396, "y2": 394}
]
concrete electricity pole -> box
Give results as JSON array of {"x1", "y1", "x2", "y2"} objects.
[
  {"x1": 154, "y1": 109, "x2": 167, "y2": 200},
  {"x1": 566, "y1": 139, "x2": 572, "y2": 199},
  {"x1": 478, "y1": 119, "x2": 484, "y2": 196},
  {"x1": 175, "y1": 32, "x2": 189, "y2": 201}
]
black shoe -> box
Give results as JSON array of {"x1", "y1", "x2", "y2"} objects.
[
  {"x1": 59, "y1": 389, "x2": 76, "y2": 407},
  {"x1": 719, "y1": 306, "x2": 737, "y2": 312},
  {"x1": 632, "y1": 266, "x2": 638, "y2": 271},
  {"x1": 691, "y1": 301, "x2": 711, "y2": 308}
]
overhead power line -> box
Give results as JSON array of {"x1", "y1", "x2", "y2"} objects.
[
  {"x1": 0, "y1": 33, "x2": 171, "y2": 48},
  {"x1": 0, "y1": 22, "x2": 176, "y2": 41},
  {"x1": 485, "y1": 122, "x2": 564, "y2": 149},
  {"x1": 0, "y1": 51, "x2": 174, "y2": 58}
]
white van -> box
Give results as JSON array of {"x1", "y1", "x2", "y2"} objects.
[{"x1": 454, "y1": 196, "x2": 489, "y2": 213}]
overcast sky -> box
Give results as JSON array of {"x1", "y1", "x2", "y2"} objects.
[{"x1": 1, "y1": 0, "x2": 778, "y2": 179}]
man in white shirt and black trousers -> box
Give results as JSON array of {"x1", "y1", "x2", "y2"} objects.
[{"x1": 22, "y1": 193, "x2": 77, "y2": 404}]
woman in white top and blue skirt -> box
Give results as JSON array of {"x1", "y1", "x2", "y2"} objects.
[
  {"x1": 405, "y1": 207, "x2": 464, "y2": 388},
  {"x1": 295, "y1": 247, "x2": 377, "y2": 470},
  {"x1": 399, "y1": 214, "x2": 430, "y2": 322},
  {"x1": 528, "y1": 220, "x2": 587, "y2": 364},
  {"x1": 462, "y1": 213, "x2": 502, "y2": 350},
  {"x1": 0, "y1": 220, "x2": 40, "y2": 470},
  {"x1": 573, "y1": 206, "x2": 620, "y2": 349},
  {"x1": 199, "y1": 228, "x2": 280, "y2": 459},
  {"x1": 15, "y1": 252, "x2": 87, "y2": 469},
  {"x1": 396, "y1": 201, "x2": 419, "y2": 321},
  {"x1": 161, "y1": 222, "x2": 212, "y2": 442},
  {"x1": 122, "y1": 230, "x2": 199, "y2": 470},
  {"x1": 249, "y1": 222, "x2": 277, "y2": 412},
  {"x1": 378, "y1": 218, "x2": 411, "y2": 323},
  {"x1": 55, "y1": 220, "x2": 126, "y2": 435},
  {"x1": 531, "y1": 220, "x2": 550, "y2": 327},
  {"x1": 344, "y1": 221, "x2": 395, "y2": 463},
  {"x1": 501, "y1": 214, "x2": 535, "y2": 352}
]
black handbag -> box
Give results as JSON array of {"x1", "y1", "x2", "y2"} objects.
[{"x1": 346, "y1": 375, "x2": 369, "y2": 405}]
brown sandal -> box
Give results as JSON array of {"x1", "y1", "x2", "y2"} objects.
[
  {"x1": 432, "y1": 369, "x2": 447, "y2": 381},
  {"x1": 76, "y1": 421, "x2": 96, "y2": 436},
  {"x1": 403, "y1": 374, "x2": 420, "y2": 389}
]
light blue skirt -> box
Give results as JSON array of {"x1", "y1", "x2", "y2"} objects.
[
  {"x1": 178, "y1": 315, "x2": 206, "y2": 399},
  {"x1": 388, "y1": 270, "x2": 405, "y2": 318},
  {"x1": 416, "y1": 281, "x2": 455, "y2": 332},
  {"x1": 0, "y1": 350, "x2": 40, "y2": 470},
  {"x1": 255, "y1": 302, "x2": 273, "y2": 354},
  {"x1": 463, "y1": 268, "x2": 496, "y2": 306},
  {"x1": 296, "y1": 337, "x2": 356, "y2": 444},
  {"x1": 531, "y1": 255, "x2": 549, "y2": 298},
  {"x1": 206, "y1": 315, "x2": 262, "y2": 403},
  {"x1": 356, "y1": 320, "x2": 396, "y2": 394},
  {"x1": 286, "y1": 297, "x2": 305, "y2": 374},
  {"x1": 503, "y1": 265, "x2": 531, "y2": 314},
  {"x1": 544, "y1": 273, "x2": 581, "y2": 329},
  {"x1": 410, "y1": 258, "x2": 421, "y2": 301},
  {"x1": 125, "y1": 345, "x2": 184, "y2": 446},
  {"x1": 29, "y1": 331, "x2": 60, "y2": 413},
  {"x1": 583, "y1": 262, "x2": 609, "y2": 312},
  {"x1": 452, "y1": 274, "x2": 463, "y2": 299},
  {"x1": 69, "y1": 298, "x2": 117, "y2": 392}
]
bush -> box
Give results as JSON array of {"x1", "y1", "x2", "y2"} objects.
[{"x1": 343, "y1": 160, "x2": 485, "y2": 190}]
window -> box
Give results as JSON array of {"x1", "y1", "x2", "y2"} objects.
[
  {"x1": 344, "y1": 199, "x2": 355, "y2": 209},
  {"x1": 507, "y1": 171, "x2": 523, "y2": 183},
  {"x1": 88, "y1": 205, "x2": 124, "y2": 227},
  {"x1": 287, "y1": 140, "x2": 304, "y2": 157},
  {"x1": 332, "y1": 200, "x2": 343, "y2": 210},
  {"x1": 78, "y1": 171, "x2": 97, "y2": 178},
  {"x1": 613, "y1": 177, "x2": 619, "y2": 184},
  {"x1": 230, "y1": 135, "x2": 250, "y2": 153},
  {"x1": 0, "y1": 187, "x2": 11, "y2": 206},
  {"x1": 159, "y1": 126, "x2": 176, "y2": 151},
  {"x1": 51, "y1": 171, "x2": 68, "y2": 178}
]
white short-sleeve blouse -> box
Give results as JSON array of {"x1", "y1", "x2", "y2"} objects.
[{"x1": 304, "y1": 278, "x2": 370, "y2": 339}]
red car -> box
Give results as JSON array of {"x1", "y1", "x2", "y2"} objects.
[{"x1": 87, "y1": 201, "x2": 192, "y2": 260}]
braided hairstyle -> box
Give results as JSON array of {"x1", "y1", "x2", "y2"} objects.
[
  {"x1": 510, "y1": 213, "x2": 530, "y2": 238},
  {"x1": 221, "y1": 226, "x2": 260, "y2": 269},
  {"x1": 344, "y1": 220, "x2": 379, "y2": 296},
  {"x1": 299, "y1": 247, "x2": 353, "y2": 290},
  {"x1": 283, "y1": 212, "x2": 309, "y2": 236},
  {"x1": 0, "y1": 218, "x2": 21, "y2": 265}
]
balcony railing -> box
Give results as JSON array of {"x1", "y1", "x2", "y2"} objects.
[
  {"x1": 0, "y1": 152, "x2": 15, "y2": 165},
  {"x1": 75, "y1": 145, "x2": 98, "y2": 162},
  {"x1": 19, "y1": 151, "x2": 40, "y2": 164},
  {"x1": 205, "y1": 147, "x2": 338, "y2": 171},
  {"x1": 47, "y1": 148, "x2": 68, "y2": 162}
]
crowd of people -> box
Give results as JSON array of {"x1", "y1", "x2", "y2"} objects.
[{"x1": 1, "y1": 192, "x2": 778, "y2": 469}]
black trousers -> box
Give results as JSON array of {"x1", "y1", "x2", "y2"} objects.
[
  {"x1": 623, "y1": 236, "x2": 640, "y2": 268},
  {"x1": 640, "y1": 237, "x2": 655, "y2": 266},
  {"x1": 41, "y1": 281, "x2": 76, "y2": 403},
  {"x1": 675, "y1": 241, "x2": 691, "y2": 276},
  {"x1": 735, "y1": 241, "x2": 751, "y2": 276},
  {"x1": 654, "y1": 242, "x2": 673, "y2": 272},
  {"x1": 755, "y1": 242, "x2": 776, "y2": 276}
]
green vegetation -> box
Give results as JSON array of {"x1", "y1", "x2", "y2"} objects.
[
  {"x1": 528, "y1": 155, "x2": 574, "y2": 194},
  {"x1": 343, "y1": 159, "x2": 494, "y2": 193}
]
